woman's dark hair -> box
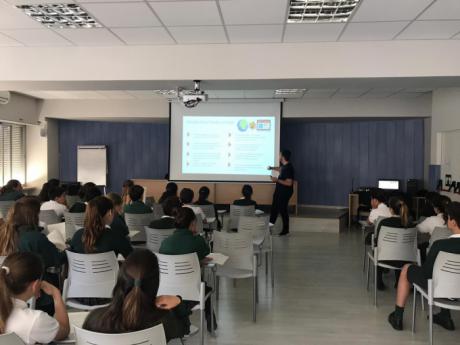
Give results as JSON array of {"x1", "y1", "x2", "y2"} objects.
[
  {"x1": 48, "y1": 179, "x2": 60, "y2": 188},
  {"x1": 370, "y1": 188, "x2": 386, "y2": 203},
  {"x1": 281, "y1": 149, "x2": 291, "y2": 161},
  {"x1": 0, "y1": 180, "x2": 22, "y2": 195},
  {"x1": 38, "y1": 182, "x2": 50, "y2": 202},
  {"x1": 198, "y1": 186, "x2": 210, "y2": 202},
  {"x1": 162, "y1": 196, "x2": 181, "y2": 217},
  {"x1": 123, "y1": 180, "x2": 134, "y2": 189},
  {"x1": 174, "y1": 207, "x2": 196, "y2": 229},
  {"x1": 242, "y1": 184, "x2": 253, "y2": 199},
  {"x1": 159, "y1": 183, "x2": 178, "y2": 204},
  {"x1": 0, "y1": 196, "x2": 41, "y2": 255},
  {"x1": 106, "y1": 193, "x2": 123, "y2": 207},
  {"x1": 48, "y1": 186, "x2": 66, "y2": 201},
  {"x1": 128, "y1": 185, "x2": 144, "y2": 202},
  {"x1": 83, "y1": 196, "x2": 113, "y2": 253},
  {"x1": 84, "y1": 186, "x2": 102, "y2": 202},
  {"x1": 179, "y1": 188, "x2": 194, "y2": 204},
  {"x1": 431, "y1": 195, "x2": 451, "y2": 215},
  {"x1": 66, "y1": 183, "x2": 81, "y2": 196},
  {"x1": 78, "y1": 182, "x2": 97, "y2": 200},
  {"x1": 446, "y1": 202, "x2": 460, "y2": 227},
  {"x1": 388, "y1": 196, "x2": 409, "y2": 227},
  {"x1": 0, "y1": 252, "x2": 43, "y2": 333},
  {"x1": 87, "y1": 249, "x2": 160, "y2": 332}
]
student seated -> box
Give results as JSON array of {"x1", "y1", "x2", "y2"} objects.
[
  {"x1": 0, "y1": 196, "x2": 65, "y2": 315},
  {"x1": 158, "y1": 182, "x2": 178, "y2": 204},
  {"x1": 233, "y1": 184, "x2": 257, "y2": 208},
  {"x1": 0, "y1": 179, "x2": 24, "y2": 201},
  {"x1": 106, "y1": 193, "x2": 129, "y2": 238},
  {"x1": 40, "y1": 186, "x2": 68, "y2": 218},
  {"x1": 121, "y1": 179, "x2": 134, "y2": 207},
  {"x1": 159, "y1": 207, "x2": 215, "y2": 332},
  {"x1": 366, "y1": 196, "x2": 414, "y2": 290},
  {"x1": 180, "y1": 188, "x2": 206, "y2": 222},
  {"x1": 124, "y1": 185, "x2": 152, "y2": 214},
  {"x1": 150, "y1": 196, "x2": 181, "y2": 229},
  {"x1": 69, "y1": 183, "x2": 101, "y2": 213},
  {"x1": 38, "y1": 178, "x2": 60, "y2": 203},
  {"x1": 70, "y1": 196, "x2": 133, "y2": 259},
  {"x1": 388, "y1": 201, "x2": 460, "y2": 331},
  {"x1": 82, "y1": 249, "x2": 190, "y2": 341},
  {"x1": 367, "y1": 188, "x2": 391, "y2": 225},
  {"x1": 0, "y1": 252, "x2": 70, "y2": 345},
  {"x1": 417, "y1": 194, "x2": 451, "y2": 235},
  {"x1": 195, "y1": 186, "x2": 220, "y2": 228}
]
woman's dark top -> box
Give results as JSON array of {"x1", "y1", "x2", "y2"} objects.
[
  {"x1": 0, "y1": 190, "x2": 24, "y2": 201},
  {"x1": 69, "y1": 202, "x2": 86, "y2": 213},
  {"x1": 275, "y1": 162, "x2": 295, "y2": 195},
  {"x1": 83, "y1": 302, "x2": 190, "y2": 341},
  {"x1": 70, "y1": 227, "x2": 133, "y2": 258},
  {"x1": 110, "y1": 213, "x2": 129, "y2": 237},
  {"x1": 233, "y1": 198, "x2": 257, "y2": 208}
]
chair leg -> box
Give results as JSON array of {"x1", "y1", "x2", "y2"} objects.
[
  {"x1": 412, "y1": 288, "x2": 417, "y2": 333},
  {"x1": 429, "y1": 303, "x2": 433, "y2": 345},
  {"x1": 210, "y1": 295, "x2": 215, "y2": 337},
  {"x1": 256, "y1": 274, "x2": 259, "y2": 304},
  {"x1": 253, "y1": 276, "x2": 257, "y2": 323},
  {"x1": 421, "y1": 295, "x2": 425, "y2": 311},
  {"x1": 200, "y1": 309, "x2": 205, "y2": 345},
  {"x1": 366, "y1": 257, "x2": 370, "y2": 291},
  {"x1": 363, "y1": 244, "x2": 367, "y2": 272},
  {"x1": 265, "y1": 252, "x2": 269, "y2": 280},
  {"x1": 374, "y1": 264, "x2": 377, "y2": 306},
  {"x1": 271, "y1": 250, "x2": 275, "y2": 289}
]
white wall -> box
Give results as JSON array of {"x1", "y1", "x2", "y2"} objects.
[{"x1": 26, "y1": 124, "x2": 47, "y2": 190}]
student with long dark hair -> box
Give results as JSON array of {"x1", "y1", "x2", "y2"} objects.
[
  {"x1": 0, "y1": 252, "x2": 70, "y2": 344},
  {"x1": 106, "y1": 192, "x2": 129, "y2": 238},
  {"x1": 70, "y1": 196, "x2": 132, "y2": 258},
  {"x1": 0, "y1": 196, "x2": 65, "y2": 314},
  {"x1": 124, "y1": 185, "x2": 152, "y2": 214},
  {"x1": 158, "y1": 182, "x2": 178, "y2": 204},
  {"x1": 417, "y1": 194, "x2": 451, "y2": 235},
  {"x1": 150, "y1": 196, "x2": 181, "y2": 229},
  {"x1": 82, "y1": 249, "x2": 190, "y2": 341},
  {"x1": 121, "y1": 179, "x2": 134, "y2": 207},
  {"x1": 0, "y1": 179, "x2": 24, "y2": 201},
  {"x1": 233, "y1": 184, "x2": 257, "y2": 207},
  {"x1": 38, "y1": 178, "x2": 60, "y2": 203},
  {"x1": 69, "y1": 183, "x2": 101, "y2": 213}
]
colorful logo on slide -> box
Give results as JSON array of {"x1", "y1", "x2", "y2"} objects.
[{"x1": 237, "y1": 119, "x2": 248, "y2": 132}]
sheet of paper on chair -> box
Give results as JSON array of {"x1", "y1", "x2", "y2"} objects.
[
  {"x1": 217, "y1": 210, "x2": 227, "y2": 214},
  {"x1": 206, "y1": 253, "x2": 229, "y2": 266},
  {"x1": 48, "y1": 222, "x2": 65, "y2": 239},
  {"x1": 206, "y1": 217, "x2": 216, "y2": 224},
  {"x1": 47, "y1": 229, "x2": 66, "y2": 251},
  {"x1": 128, "y1": 230, "x2": 140, "y2": 239}
]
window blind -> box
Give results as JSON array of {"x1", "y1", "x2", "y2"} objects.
[{"x1": 0, "y1": 124, "x2": 26, "y2": 186}]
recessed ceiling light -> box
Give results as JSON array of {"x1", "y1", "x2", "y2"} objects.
[
  {"x1": 17, "y1": 4, "x2": 102, "y2": 29},
  {"x1": 287, "y1": 0, "x2": 360, "y2": 23},
  {"x1": 274, "y1": 89, "x2": 307, "y2": 98}
]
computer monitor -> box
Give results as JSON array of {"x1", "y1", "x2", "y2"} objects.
[{"x1": 378, "y1": 179, "x2": 400, "y2": 190}]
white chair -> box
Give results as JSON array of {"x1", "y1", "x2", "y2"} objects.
[
  {"x1": 0, "y1": 200, "x2": 14, "y2": 219},
  {"x1": 200, "y1": 204, "x2": 218, "y2": 231},
  {"x1": 39, "y1": 209, "x2": 62, "y2": 226},
  {"x1": 0, "y1": 333, "x2": 26, "y2": 345},
  {"x1": 63, "y1": 251, "x2": 118, "y2": 310},
  {"x1": 366, "y1": 226, "x2": 420, "y2": 306},
  {"x1": 428, "y1": 227, "x2": 451, "y2": 251},
  {"x1": 0, "y1": 256, "x2": 5, "y2": 265},
  {"x1": 152, "y1": 203, "x2": 164, "y2": 219},
  {"x1": 362, "y1": 216, "x2": 386, "y2": 272},
  {"x1": 144, "y1": 226, "x2": 175, "y2": 253},
  {"x1": 74, "y1": 324, "x2": 166, "y2": 345},
  {"x1": 213, "y1": 231, "x2": 258, "y2": 322},
  {"x1": 156, "y1": 253, "x2": 211, "y2": 345},
  {"x1": 66, "y1": 195, "x2": 81, "y2": 210},
  {"x1": 229, "y1": 205, "x2": 255, "y2": 230},
  {"x1": 412, "y1": 252, "x2": 460, "y2": 345},
  {"x1": 64, "y1": 212, "x2": 85, "y2": 240},
  {"x1": 124, "y1": 213, "x2": 155, "y2": 242}
]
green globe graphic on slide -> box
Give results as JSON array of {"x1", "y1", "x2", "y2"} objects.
[{"x1": 237, "y1": 119, "x2": 248, "y2": 132}]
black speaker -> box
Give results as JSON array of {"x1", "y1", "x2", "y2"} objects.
[{"x1": 407, "y1": 179, "x2": 419, "y2": 196}]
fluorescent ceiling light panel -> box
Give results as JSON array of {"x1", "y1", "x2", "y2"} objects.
[
  {"x1": 17, "y1": 3, "x2": 102, "y2": 29},
  {"x1": 288, "y1": 0, "x2": 360, "y2": 23}
]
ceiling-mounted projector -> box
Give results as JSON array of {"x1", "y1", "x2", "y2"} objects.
[
  {"x1": 0, "y1": 91, "x2": 10, "y2": 105},
  {"x1": 180, "y1": 80, "x2": 208, "y2": 108}
]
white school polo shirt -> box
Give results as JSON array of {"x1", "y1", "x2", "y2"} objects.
[
  {"x1": 416, "y1": 213, "x2": 446, "y2": 235},
  {"x1": 368, "y1": 203, "x2": 392, "y2": 224},
  {"x1": 184, "y1": 204, "x2": 206, "y2": 221},
  {"x1": 6, "y1": 299, "x2": 59, "y2": 345},
  {"x1": 40, "y1": 200, "x2": 68, "y2": 218}
]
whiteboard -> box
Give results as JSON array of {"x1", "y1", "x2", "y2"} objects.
[{"x1": 77, "y1": 145, "x2": 107, "y2": 186}]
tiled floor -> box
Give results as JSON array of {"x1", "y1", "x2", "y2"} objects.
[{"x1": 183, "y1": 224, "x2": 459, "y2": 345}]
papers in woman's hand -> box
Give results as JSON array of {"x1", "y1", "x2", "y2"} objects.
[{"x1": 270, "y1": 170, "x2": 279, "y2": 178}]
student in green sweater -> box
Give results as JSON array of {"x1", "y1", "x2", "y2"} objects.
[
  {"x1": 0, "y1": 196, "x2": 65, "y2": 315},
  {"x1": 70, "y1": 196, "x2": 132, "y2": 259},
  {"x1": 0, "y1": 179, "x2": 24, "y2": 201},
  {"x1": 124, "y1": 185, "x2": 152, "y2": 214}
]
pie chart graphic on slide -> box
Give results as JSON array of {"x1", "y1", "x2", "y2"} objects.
[{"x1": 237, "y1": 119, "x2": 248, "y2": 132}]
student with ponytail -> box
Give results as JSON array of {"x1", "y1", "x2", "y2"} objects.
[
  {"x1": 0, "y1": 252, "x2": 69, "y2": 344},
  {"x1": 70, "y1": 196, "x2": 133, "y2": 258},
  {"x1": 82, "y1": 249, "x2": 190, "y2": 341}
]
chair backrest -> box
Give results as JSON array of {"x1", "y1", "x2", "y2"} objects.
[
  {"x1": 156, "y1": 253, "x2": 201, "y2": 302},
  {"x1": 213, "y1": 231, "x2": 254, "y2": 271},
  {"x1": 65, "y1": 251, "x2": 118, "y2": 299},
  {"x1": 373, "y1": 216, "x2": 387, "y2": 236},
  {"x1": 0, "y1": 200, "x2": 14, "y2": 219},
  {"x1": 238, "y1": 215, "x2": 269, "y2": 245},
  {"x1": 66, "y1": 195, "x2": 81, "y2": 210},
  {"x1": 64, "y1": 212, "x2": 86, "y2": 240},
  {"x1": 39, "y1": 209, "x2": 62, "y2": 225},
  {"x1": 195, "y1": 214, "x2": 204, "y2": 234},
  {"x1": 0, "y1": 333, "x2": 26, "y2": 345},
  {"x1": 432, "y1": 251, "x2": 460, "y2": 299},
  {"x1": 144, "y1": 226, "x2": 175, "y2": 253},
  {"x1": 152, "y1": 203, "x2": 164, "y2": 219},
  {"x1": 74, "y1": 324, "x2": 166, "y2": 345},
  {"x1": 377, "y1": 226, "x2": 418, "y2": 263},
  {"x1": 0, "y1": 256, "x2": 6, "y2": 266},
  {"x1": 429, "y1": 227, "x2": 451, "y2": 250},
  {"x1": 124, "y1": 213, "x2": 155, "y2": 242},
  {"x1": 229, "y1": 205, "x2": 255, "y2": 229},
  {"x1": 199, "y1": 204, "x2": 215, "y2": 219}
]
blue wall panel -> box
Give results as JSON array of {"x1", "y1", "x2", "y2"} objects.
[
  {"x1": 281, "y1": 118, "x2": 425, "y2": 206},
  {"x1": 58, "y1": 120, "x2": 169, "y2": 193}
]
